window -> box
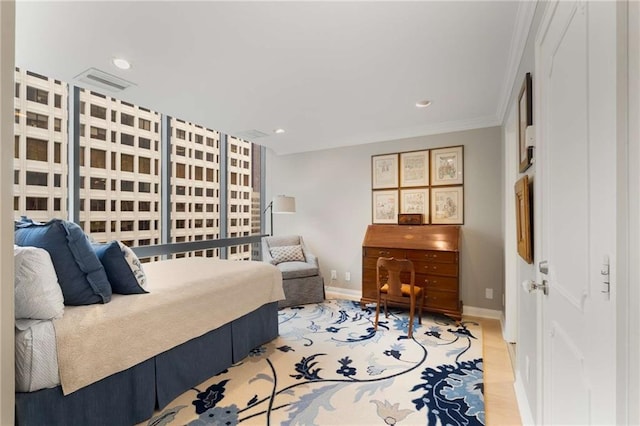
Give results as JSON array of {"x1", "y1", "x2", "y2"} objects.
[
  {"x1": 139, "y1": 137, "x2": 151, "y2": 149},
  {"x1": 26, "y1": 171, "x2": 48, "y2": 186},
  {"x1": 26, "y1": 112, "x2": 48, "y2": 129},
  {"x1": 121, "y1": 133, "x2": 134, "y2": 146},
  {"x1": 26, "y1": 86, "x2": 48, "y2": 104},
  {"x1": 176, "y1": 163, "x2": 186, "y2": 178},
  {"x1": 121, "y1": 180, "x2": 134, "y2": 192},
  {"x1": 121, "y1": 113, "x2": 135, "y2": 126},
  {"x1": 26, "y1": 197, "x2": 47, "y2": 210},
  {"x1": 90, "y1": 178, "x2": 107, "y2": 190},
  {"x1": 139, "y1": 157, "x2": 151, "y2": 174},
  {"x1": 90, "y1": 199, "x2": 106, "y2": 211},
  {"x1": 90, "y1": 126, "x2": 107, "y2": 141},
  {"x1": 90, "y1": 221, "x2": 106, "y2": 233},
  {"x1": 90, "y1": 149, "x2": 107, "y2": 168},
  {"x1": 121, "y1": 221, "x2": 134, "y2": 232},
  {"x1": 13, "y1": 68, "x2": 261, "y2": 259},
  {"x1": 121, "y1": 154, "x2": 134, "y2": 172},
  {"x1": 26, "y1": 138, "x2": 48, "y2": 162},
  {"x1": 90, "y1": 104, "x2": 107, "y2": 119}
]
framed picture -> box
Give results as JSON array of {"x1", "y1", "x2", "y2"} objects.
[
  {"x1": 372, "y1": 190, "x2": 398, "y2": 224},
  {"x1": 400, "y1": 150, "x2": 429, "y2": 187},
  {"x1": 400, "y1": 188, "x2": 429, "y2": 224},
  {"x1": 518, "y1": 72, "x2": 533, "y2": 173},
  {"x1": 515, "y1": 175, "x2": 533, "y2": 263},
  {"x1": 372, "y1": 153, "x2": 399, "y2": 189},
  {"x1": 431, "y1": 146, "x2": 463, "y2": 186},
  {"x1": 431, "y1": 186, "x2": 464, "y2": 224}
]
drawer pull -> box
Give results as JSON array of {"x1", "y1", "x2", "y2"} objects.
[{"x1": 379, "y1": 250, "x2": 390, "y2": 256}]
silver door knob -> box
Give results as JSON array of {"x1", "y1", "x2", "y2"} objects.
[{"x1": 523, "y1": 279, "x2": 549, "y2": 296}]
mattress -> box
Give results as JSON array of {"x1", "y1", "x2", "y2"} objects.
[{"x1": 15, "y1": 320, "x2": 60, "y2": 392}]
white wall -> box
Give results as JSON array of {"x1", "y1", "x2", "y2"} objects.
[
  {"x1": 502, "y1": 3, "x2": 546, "y2": 423},
  {"x1": 267, "y1": 126, "x2": 504, "y2": 311},
  {"x1": 0, "y1": 1, "x2": 15, "y2": 424}
]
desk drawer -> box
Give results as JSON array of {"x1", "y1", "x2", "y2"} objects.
[
  {"x1": 415, "y1": 274, "x2": 458, "y2": 292},
  {"x1": 413, "y1": 261, "x2": 458, "y2": 277},
  {"x1": 423, "y1": 289, "x2": 459, "y2": 311},
  {"x1": 363, "y1": 247, "x2": 405, "y2": 259},
  {"x1": 406, "y1": 250, "x2": 457, "y2": 264}
]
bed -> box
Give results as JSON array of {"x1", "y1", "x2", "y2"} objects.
[{"x1": 15, "y1": 257, "x2": 284, "y2": 426}]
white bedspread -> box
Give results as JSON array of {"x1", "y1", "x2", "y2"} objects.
[{"x1": 53, "y1": 258, "x2": 284, "y2": 395}]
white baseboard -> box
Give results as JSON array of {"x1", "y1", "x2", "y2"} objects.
[
  {"x1": 462, "y1": 305, "x2": 503, "y2": 319},
  {"x1": 325, "y1": 286, "x2": 361, "y2": 301},
  {"x1": 514, "y1": 372, "x2": 535, "y2": 425},
  {"x1": 325, "y1": 289, "x2": 504, "y2": 320}
]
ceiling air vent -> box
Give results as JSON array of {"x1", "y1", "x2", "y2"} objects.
[
  {"x1": 233, "y1": 129, "x2": 270, "y2": 140},
  {"x1": 74, "y1": 68, "x2": 135, "y2": 93}
]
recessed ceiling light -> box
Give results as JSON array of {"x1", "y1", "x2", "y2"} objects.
[
  {"x1": 415, "y1": 100, "x2": 432, "y2": 108},
  {"x1": 112, "y1": 58, "x2": 131, "y2": 70},
  {"x1": 274, "y1": 128, "x2": 285, "y2": 134}
]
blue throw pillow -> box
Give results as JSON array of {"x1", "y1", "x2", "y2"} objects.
[
  {"x1": 14, "y1": 218, "x2": 112, "y2": 305},
  {"x1": 93, "y1": 241, "x2": 148, "y2": 295}
]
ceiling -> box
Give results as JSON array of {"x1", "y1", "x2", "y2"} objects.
[{"x1": 15, "y1": 1, "x2": 528, "y2": 155}]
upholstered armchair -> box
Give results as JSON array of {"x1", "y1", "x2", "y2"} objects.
[{"x1": 262, "y1": 235, "x2": 325, "y2": 308}]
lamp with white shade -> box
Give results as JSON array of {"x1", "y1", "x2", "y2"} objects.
[{"x1": 265, "y1": 195, "x2": 296, "y2": 235}]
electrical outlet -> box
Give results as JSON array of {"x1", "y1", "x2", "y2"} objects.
[
  {"x1": 331, "y1": 270, "x2": 337, "y2": 280},
  {"x1": 485, "y1": 288, "x2": 493, "y2": 299},
  {"x1": 345, "y1": 272, "x2": 351, "y2": 281}
]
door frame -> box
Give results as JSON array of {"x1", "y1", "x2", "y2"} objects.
[{"x1": 620, "y1": 0, "x2": 639, "y2": 423}]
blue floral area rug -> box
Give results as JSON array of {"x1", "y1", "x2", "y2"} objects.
[{"x1": 148, "y1": 299, "x2": 484, "y2": 425}]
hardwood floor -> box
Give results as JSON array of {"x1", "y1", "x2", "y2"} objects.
[{"x1": 465, "y1": 316, "x2": 522, "y2": 425}]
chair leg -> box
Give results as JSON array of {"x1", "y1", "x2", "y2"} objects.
[
  {"x1": 374, "y1": 295, "x2": 380, "y2": 331},
  {"x1": 408, "y1": 296, "x2": 416, "y2": 338},
  {"x1": 418, "y1": 293, "x2": 424, "y2": 325},
  {"x1": 384, "y1": 299, "x2": 388, "y2": 318}
]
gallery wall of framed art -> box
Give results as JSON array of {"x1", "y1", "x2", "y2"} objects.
[{"x1": 371, "y1": 145, "x2": 464, "y2": 225}]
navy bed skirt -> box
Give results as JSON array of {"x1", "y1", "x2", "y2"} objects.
[{"x1": 15, "y1": 302, "x2": 279, "y2": 426}]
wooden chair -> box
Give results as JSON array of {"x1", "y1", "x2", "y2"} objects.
[{"x1": 374, "y1": 257, "x2": 424, "y2": 338}]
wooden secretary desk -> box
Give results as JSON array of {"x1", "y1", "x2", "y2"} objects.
[{"x1": 361, "y1": 225, "x2": 461, "y2": 320}]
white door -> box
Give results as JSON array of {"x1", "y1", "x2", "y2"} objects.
[{"x1": 536, "y1": 1, "x2": 618, "y2": 424}]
